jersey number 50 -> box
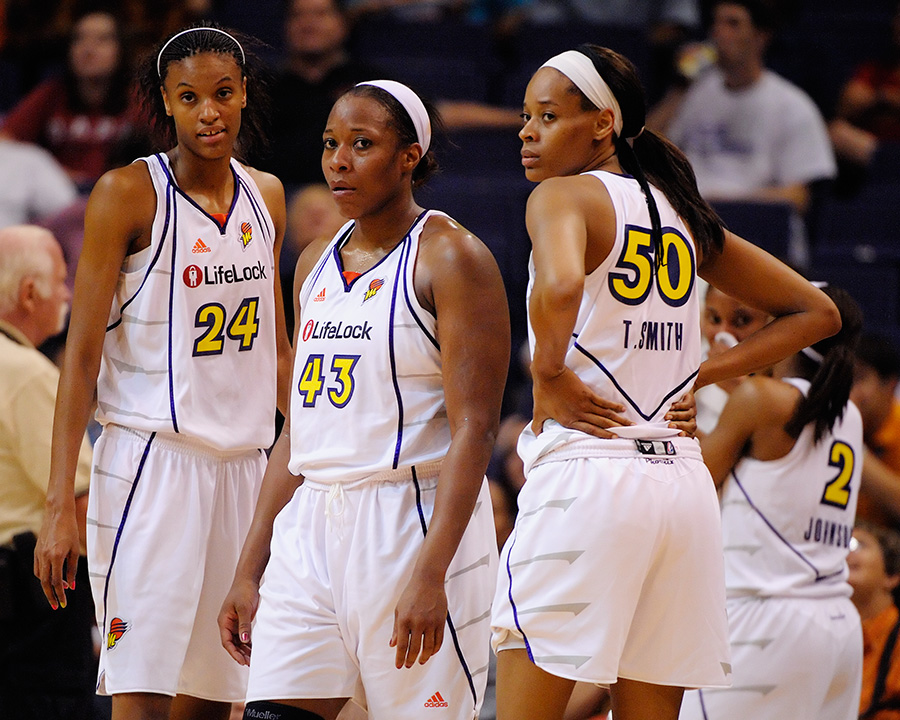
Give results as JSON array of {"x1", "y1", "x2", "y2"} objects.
[{"x1": 608, "y1": 226, "x2": 696, "y2": 307}]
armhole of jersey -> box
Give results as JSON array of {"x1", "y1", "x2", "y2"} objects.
[{"x1": 402, "y1": 211, "x2": 439, "y2": 350}]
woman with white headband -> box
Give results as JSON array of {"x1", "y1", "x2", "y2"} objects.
[
  {"x1": 490, "y1": 44, "x2": 844, "y2": 720},
  {"x1": 35, "y1": 24, "x2": 292, "y2": 720},
  {"x1": 219, "y1": 80, "x2": 509, "y2": 720},
  {"x1": 680, "y1": 284, "x2": 863, "y2": 720}
]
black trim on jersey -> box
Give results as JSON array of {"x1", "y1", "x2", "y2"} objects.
[
  {"x1": 388, "y1": 249, "x2": 406, "y2": 469},
  {"x1": 237, "y1": 174, "x2": 275, "y2": 249},
  {"x1": 167, "y1": 194, "x2": 179, "y2": 433},
  {"x1": 99, "y1": 431, "x2": 156, "y2": 676},
  {"x1": 156, "y1": 153, "x2": 240, "y2": 235},
  {"x1": 730, "y1": 467, "x2": 845, "y2": 583},
  {"x1": 411, "y1": 466, "x2": 479, "y2": 709},
  {"x1": 401, "y1": 227, "x2": 439, "y2": 351},
  {"x1": 301, "y1": 225, "x2": 352, "y2": 309},
  {"x1": 106, "y1": 161, "x2": 173, "y2": 332},
  {"x1": 572, "y1": 338, "x2": 697, "y2": 422},
  {"x1": 333, "y1": 225, "x2": 405, "y2": 293}
]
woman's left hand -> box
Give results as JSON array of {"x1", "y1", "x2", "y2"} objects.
[
  {"x1": 666, "y1": 390, "x2": 698, "y2": 437},
  {"x1": 391, "y1": 569, "x2": 447, "y2": 669}
]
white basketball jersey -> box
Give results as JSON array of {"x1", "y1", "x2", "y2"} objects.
[
  {"x1": 519, "y1": 171, "x2": 702, "y2": 468},
  {"x1": 721, "y1": 378, "x2": 863, "y2": 599},
  {"x1": 288, "y1": 211, "x2": 450, "y2": 484},
  {"x1": 96, "y1": 153, "x2": 278, "y2": 451}
]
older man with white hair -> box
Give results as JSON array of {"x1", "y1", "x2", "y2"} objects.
[{"x1": 0, "y1": 224, "x2": 96, "y2": 719}]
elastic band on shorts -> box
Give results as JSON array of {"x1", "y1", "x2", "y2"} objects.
[
  {"x1": 302, "y1": 460, "x2": 444, "y2": 492},
  {"x1": 531, "y1": 436, "x2": 702, "y2": 468},
  {"x1": 103, "y1": 423, "x2": 261, "y2": 461}
]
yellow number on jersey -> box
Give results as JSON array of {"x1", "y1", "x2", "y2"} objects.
[
  {"x1": 298, "y1": 354, "x2": 326, "y2": 407},
  {"x1": 227, "y1": 297, "x2": 260, "y2": 350},
  {"x1": 821, "y1": 441, "x2": 855, "y2": 509}
]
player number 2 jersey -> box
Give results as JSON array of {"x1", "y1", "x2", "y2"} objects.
[
  {"x1": 95, "y1": 153, "x2": 278, "y2": 451},
  {"x1": 289, "y1": 211, "x2": 450, "y2": 484}
]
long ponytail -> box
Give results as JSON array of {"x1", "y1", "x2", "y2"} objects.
[
  {"x1": 576, "y1": 45, "x2": 725, "y2": 264},
  {"x1": 784, "y1": 285, "x2": 863, "y2": 442}
]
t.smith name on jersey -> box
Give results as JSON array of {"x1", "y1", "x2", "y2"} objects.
[
  {"x1": 622, "y1": 319, "x2": 684, "y2": 351},
  {"x1": 183, "y1": 260, "x2": 267, "y2": 288},
  {"x1": 302, "y1": 318, "x2": 373, "y2": 341}
]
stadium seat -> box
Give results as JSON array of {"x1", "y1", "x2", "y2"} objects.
[{"x1": 712, "y1": 200, "x2": 793, "y2": 260}]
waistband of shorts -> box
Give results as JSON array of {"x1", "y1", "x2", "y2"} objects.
[
  {"x1": 102, "y1": 423, "x2": 263, "y2": 461},
  {"x1": 302, "y1": 460, "x2": 444, "y2": 491},
  {"x1": 532, "y1": 436, "x2": 702, "y2": 468}
]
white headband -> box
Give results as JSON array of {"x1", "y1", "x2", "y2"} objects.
[
  {"x1": 800, "y1": 345, "x2": 824, "y2": 364},
  {"x1": 157, "y1": 27, "x2": 245, "y2": 78},
  {"x1": 541, "y1": 50, "x2": 623, "y2": 137},
  {"x1": 356, "y1": 80, "x2": 431, "y2": 154}
]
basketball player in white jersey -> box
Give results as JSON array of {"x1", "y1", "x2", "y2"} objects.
[
  {"x1": 35, "y1": 25, "x2": 292, "y2": 720},
  {"x1": 679, "y1": 285, "x2": 864, "y2": 720},
  {"x1": 489, "y1": 44, "x2": 843, "y2": 720},
  {"x1": 217, "y1": 81, "x2": 510, "y2": 720}
]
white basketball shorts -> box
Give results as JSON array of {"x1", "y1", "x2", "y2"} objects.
[
  {"x1": 492, "y1": 437, "x2": 732, "y2": 688},
  {"x1": 245, "y1": 463, "x2": 498, "y2": 720},
  {"x1": 87, "y1": 423, "x2": 265, "y2": 700},
  {"x1": 679, "y1": 594, "x2": 862, "y2": 720}
]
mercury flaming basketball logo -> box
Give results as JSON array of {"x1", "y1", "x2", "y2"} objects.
[
  {"x1": 362, "y1": 278, "x2": 384, "y2": 304},
  {"x1": 240, "y1": 221, "x2": 253, "y2": 250},
  {"x1": 107, "y1": 617, "x2": 129, "y2": 650}
]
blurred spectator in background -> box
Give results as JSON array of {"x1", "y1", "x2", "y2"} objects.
[
  {"x1": 849, "y1": 521, "x2": 900, "y2": 720},
  {"x1": 650, "y1": 0, "x2": 835, "y2": 264},
  {"x1": 0, "y1": 139, "x2": 77, "y2": 227},
  {"x1": 829, "y1": 1, "x2": 900, "y2": 181},
  {"x1": 0, "y1": 225, "x2": 95, "y2": 720},
  {"x1": 259, "y1": 0, "x2": 382, "y2": 185},
  {"x1": 0, "y1": 9, "x2": 141, "y2": 190},
  {"x1": 852, "y1": 332, "x2": 900, "y2": 529},
  {"x1": 281, "y1": 183, "x2": 346, "y2": 335}
]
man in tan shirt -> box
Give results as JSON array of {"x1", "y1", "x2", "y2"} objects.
[{"x1": 0, "y1": 224, "x2": 94, "y2": 719}]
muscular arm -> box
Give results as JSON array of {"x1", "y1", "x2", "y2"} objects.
[
  {"x1": 697, "y1": 231, "x2": 841, "y2": 390},
  {"x1": 390, "y1": 216, "x2": 510, "y2": 669},
  {"x1": 36, "y1": 164, "x2": 155, "y2": 607},
  {"x1": 699, "y1": 379, "x2": 766, "y2": 487},
  {"x1": 524, "y1": 177, "x2": 630, "y2": 436},
  {"x1": 250, "y1": 168, "x2": 292, "y2": 416}
]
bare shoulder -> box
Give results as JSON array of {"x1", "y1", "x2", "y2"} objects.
[
  {"x1": 731, "y1": 375, "x2": 801, "y2": 426},
  {"x1": 87, "y1": 162, "x2": 156, "y2": 235},
  {"x1": 243, "y1": 165, "x2": 286, "y2": 210},
  {"x1": 527, "y1": 173, "x2": 611, "y2": 211},
  {"x1": 418, "y1": 212, "x2": 497, "y2": 272}
]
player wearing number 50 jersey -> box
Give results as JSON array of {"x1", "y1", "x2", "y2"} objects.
[
  {"x1": 490, "y1": 45, "x2": 843, "y2": 720},
  {"x1": 35, "y1": 25, "x2": 292, "y2": 720},
  {"x1": 679, "y1": 286, "x2": 865, "y2": 720}
]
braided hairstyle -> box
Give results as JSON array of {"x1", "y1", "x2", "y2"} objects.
[
  {"x1": 137, "y1": 23, "x2": 272, "y2": 163},
  {"x1": 784, "y1": 285, "x2": 863, "y2": 443},
  {"x1": 569, "y1": 44, "x2": 725, "y2": 270}
]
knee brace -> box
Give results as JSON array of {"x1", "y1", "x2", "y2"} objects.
[{"x1": 243, "y1": 700, "x2": 326, "y2": 720}]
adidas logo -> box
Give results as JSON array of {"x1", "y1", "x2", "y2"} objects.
[
  {"x1": 424, "y1": 692, "x2": 448, "y2": 708},
  {"x1": 313, "y1": 287, "x2": 326, "y2": 302},
  {"x1": 192, "y1": 238, "x2": 211, "y2": 254}
]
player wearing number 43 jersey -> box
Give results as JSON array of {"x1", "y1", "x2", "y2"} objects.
[
  {"x1": 35, "y1": 25, "x2": 292, "y2": 720},
  {"x1": 219, "y1": 80, "x2": 509, "y2": 720}
]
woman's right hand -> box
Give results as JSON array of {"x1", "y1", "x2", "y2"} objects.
[
  {"x1": 532, "y1": 366, "x2": 632, "y2": 437},
  {"x1": 34, "y1": 506, "x2": 80, "y2": 609},
  {"x1": 218, "y1": 578, "x2": 261, "y2": 666}
]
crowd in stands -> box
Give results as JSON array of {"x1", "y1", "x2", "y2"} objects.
[{"x1": 3, "y1": 2, "x2": 900, "y2": 719}]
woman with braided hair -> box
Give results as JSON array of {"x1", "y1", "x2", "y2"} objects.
[
  {"x1": 35, "y1": 24, "x2": 292, "y2": 720},
  {"x1": 490, "y1": 44, "x2": 843, "y2": 720}
]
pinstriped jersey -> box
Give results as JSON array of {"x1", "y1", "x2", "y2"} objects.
[
  {"x1": 721, "y1": 378, "x2": 862, "y2": 599},
  {"x1": 288, "y1": 211, "x2": 450, "y2": 484},
  {"x1": 95, "y1": 153, "x2": 278, "y2": 451},
  {"x1": 519, "y1": 171, "x2": 702, "y2": 469}
]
